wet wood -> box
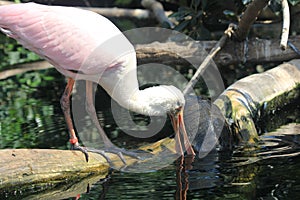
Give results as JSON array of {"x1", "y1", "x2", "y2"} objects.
[
  {"x1": 214, "y1": 59, "x2": 300, "y2": 145},
  {"x1": 0, "y1": 148, "x2": 140, "y2": 190},
  {"x1": 0, "y1": 138, "x2": 176, "y2": 191}
]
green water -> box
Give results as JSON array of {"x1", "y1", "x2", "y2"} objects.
[{"x1": 0, "y1": 69, "x2": 299, "y2": 199}]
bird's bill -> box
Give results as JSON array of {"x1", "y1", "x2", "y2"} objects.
[{"x1": 170, "y1": 109, "x2": 195, "y2": 156}]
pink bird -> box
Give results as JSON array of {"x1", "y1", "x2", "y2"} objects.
[{"x1": 0, "y1": 3, "x2": 195, "y2": 163}]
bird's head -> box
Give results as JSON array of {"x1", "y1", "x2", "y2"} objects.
[
  {"x1": 130, "y1": 85, "x2": 185, "y2": 116},
  {"x1": 129, "y1": 85, "x2": 192, "y2": 155},
  {"x1": 142, "y1": 85, "x2": 191, "y2": 154}
]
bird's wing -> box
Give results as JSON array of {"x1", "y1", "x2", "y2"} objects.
[{"x1": 0, "y1": 3, "x2": 135, "y2": 76}]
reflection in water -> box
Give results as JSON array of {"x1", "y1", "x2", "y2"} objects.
[
  {"x1": 0, "y1": 72, "x2": 69, "y2": 150},
  {"x1": 58, "y1": 123, "x2": 298, "y2": 200},
  {"x1": 175, "y1": 156, "x2": 194, "y2": 200},
  {"x1": 0, "y1": 73, "x2": 299, "y2": 199}
]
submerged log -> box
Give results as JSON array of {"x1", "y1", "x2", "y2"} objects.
[{"x1": 214, "y1": 59, "x2": 300, "y2": 146}]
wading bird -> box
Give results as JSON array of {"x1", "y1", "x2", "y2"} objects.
[{"x1": 0, "y1": 3, "x2": 195, "y2": 163}]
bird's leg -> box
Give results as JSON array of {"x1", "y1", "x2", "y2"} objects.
[
  {"x1": 174, "y1": 118, "x2": 184, "y2": 155},
  {"x1": 85, "y1": 81, "x2": 146, "y2": 164},
  {"x1": 171, "y1": 110, "x2": 195, "y2": 156},
  {"x1": 85, "y1": 81, "x2": 116, "y2": 147},
  {"x1": 178, "y1": 111, "x2": 195, "y2": 156},
  {"x1": 60, "y1": 78, "x2": 89, "y2": 161}
]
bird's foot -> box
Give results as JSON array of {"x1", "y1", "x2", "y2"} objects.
[
  {"x1": 88, "y1": 146, "x2": 151, "y2": 166},
  {"x1": 71, "y1": 143, "x2": 114, "y2": 165},
  {"x1": 71, "y1": 142, "x2": 89, "y2": 162}
]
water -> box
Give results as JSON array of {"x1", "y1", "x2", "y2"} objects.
[{"x1": 0, "y1": 69, "x2": 299, "y2": 199}]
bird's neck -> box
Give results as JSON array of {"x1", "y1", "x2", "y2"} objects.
[
  {"x1": 96, "y1": 56, "x2": 171, "y2": 116},
  {"x1": 106, "y1": 85, "x2": 168, "y2": 116}
]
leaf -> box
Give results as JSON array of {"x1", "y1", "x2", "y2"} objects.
[
  {"x1": 174, "y1": 20, "x2": 190, "y2": 32},
  {"x1": 42, "y1": 76, "x2": 55, "y2": 81}
]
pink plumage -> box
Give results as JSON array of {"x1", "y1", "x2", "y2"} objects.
[{"x1": 0, "y1": 2, "x2": 134, "y2": 75}]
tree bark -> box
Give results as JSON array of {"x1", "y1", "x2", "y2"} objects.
[{"x1": 135, "y1": 36, "x2": 300, "y2": 66}]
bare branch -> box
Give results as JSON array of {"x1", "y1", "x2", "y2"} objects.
[
  {"x1": 0, "y1": 61, "x2": 52, "y2": 80},
  {"x1": 280, "y1": 0, "x2": 290, "y2": 50},
  {"x1": 141, "y1": 0, "x2": 174, "y2": 28},
  {"x1": 0, "y1": 0, "x2": 172, "y2": 20},
  {"x1": 234, "y1": 0, "x2": 270, "y2": 41},
  {"x1": 183, "y1": 25, "x2": 235, "y2": 95},
  {"x1": 81, "y1": 7, "x2": 152, "y2": 19}
]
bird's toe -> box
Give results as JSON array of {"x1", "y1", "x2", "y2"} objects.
[{"x1": 71, "y1": 143, "x2": 89, "y2": 162}]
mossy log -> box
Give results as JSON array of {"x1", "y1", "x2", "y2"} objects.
[
  {"x1": 0, "y1": 149, "x2": 108, "y2": 190},
  {"x1": 0, "y1": 138, "x2": 176, "y2": 194},
  {"x1": 214, "y1": 59, "x2": 300, "y2": 146}
]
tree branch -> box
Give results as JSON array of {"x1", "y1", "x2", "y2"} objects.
[
  {"x1": 234, "y1": 0, "x2": 270, "y2": 41},
  {"x1": 0, "y1": 61, "x2": 52, "y2": 80},
  {"x1": 280, "y1": 0, "x2": 290, "y2": 50},
  {"x1": 183, "y1": 25, "x2": 233, "y2": 95},
  {"x1": 141, "y1": 0, "x2": 174, "y2": 28},
  {"x1": 0, "y1": 0, "x2": 172, "y2": 20}
]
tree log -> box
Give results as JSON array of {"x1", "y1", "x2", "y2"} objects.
[
  {"x1": 0, "y1": 149, "x2": 108, "y2": 190},
  {"x1": 135, "y1": 36, "x2": 300, "y2": 67},
  {"x1": 0, "y1": 138, "x2": 176, "y2": 193},
  {"x1": 214, "y1": 59, "x2": 300, "y2": 146}
]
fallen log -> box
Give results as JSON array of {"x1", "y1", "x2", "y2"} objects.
[
  {"x1": 0, "y1": 137, "x2": 177, "y2": 193},
  {"x1": 0, "y1": 149, "x2": 109, "y2": 191},
  {"x1": 135, "y1": 36, "x2": 300, "y2": 66},
  {"x1": 214, "y1": 59, "x2": 300, "y2": 147}
]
